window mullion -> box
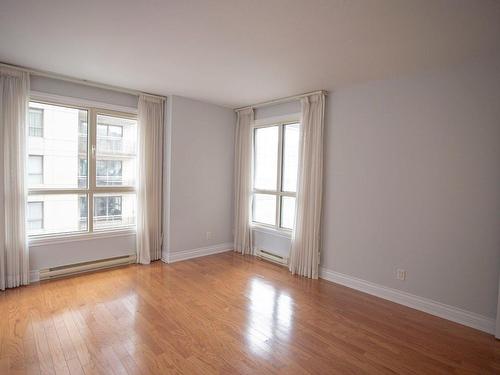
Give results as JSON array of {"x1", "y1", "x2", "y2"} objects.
[
  {"x1": 276, "y1": 124, "x2": 284, "y2": 228},
  {"x1": 88, "y1": 108, "x2": 96, "y2": 233}
]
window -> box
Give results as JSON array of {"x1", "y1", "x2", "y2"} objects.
[
  {"x1": 79, "y1": 196, "x2": 88, "y2": 229},
  {"x1": 94, "y1": 195, "x2": 122, "y2": 223},
  {"x1": 78, "y1": 158, "x2": 87, "y2": 188},
  {"x1": 252, "y1": 122, "x2": 300, "y2": 230},
  {"x1": 96, "y1": 160, "x2": 122, "y2": 186},
  {"x1": 26, "y1": 101, "x2": 137, "y2": 237},
  {"x1": 93, "y1": 193, "x2": 136, "y2": 230},
  {"x1": 27, "y1": 202, "x2": 43, "y2": 231},
  {"x1": 28, "y1": 155, "x2": 43, "y2": 185},
  {"x1": 96, "y1": 115, "x2": 136, "y2": 186},
  {"x1": 28, "y1": 107, "x2": 43, "y2": 137}
]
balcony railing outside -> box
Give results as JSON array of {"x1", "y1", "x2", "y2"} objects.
[{"x1": 97, "y1": 136, "x2": 135, "y2": 155}]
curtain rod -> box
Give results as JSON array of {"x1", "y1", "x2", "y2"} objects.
[
  {"x1": 234, "y1": 90, "x2": 328, "y2": 112},
  {"x1": 0, "y1": 61, "x2": 166, "y2": 101}
]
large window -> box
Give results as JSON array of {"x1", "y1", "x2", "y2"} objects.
[
  {"x1": 252, "y1": 122, "x2": 300, "y2": 230},
  {"x1": 26, "y1": 101, "x2": 137, "y2": 237}
]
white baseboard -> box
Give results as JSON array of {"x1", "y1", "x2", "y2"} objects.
[
  {"x1": 162, "y1": 242, "x2": 233, "y2": 264},
  {"x1": 320, "y1": 267, "x2": 495, "y2": 334}
]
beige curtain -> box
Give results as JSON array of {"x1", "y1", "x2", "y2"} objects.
[
  {"x1": 0, "y1": 67, "x2": 30, "y2": 290},
  {"x1": 136, "y1": 94, "x2": 164, "y2": 264},
  {"x1": 289, "y1": 93, "x2": 325, "y2": 278},
  {"x1": 233, "y1": 108, "x2": 254, "y2": 254}
]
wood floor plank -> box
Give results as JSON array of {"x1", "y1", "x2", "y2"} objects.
[{"x1": 1, "y1": 252, "x2": 499, "y2": 374}]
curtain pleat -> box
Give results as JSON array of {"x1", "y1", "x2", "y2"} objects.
[
  {"x1": 136, "y1": 95, "x2": 164, "y2": 264},
  {"x1": 233, "y1": 108, "x2": 254, "y2": 254},
  {"x1": 1, "y1": 67, "x2": 30, "y2": 290},
  {"x1": 289, "y1": 93, "x2": 325, "y2": 279}
]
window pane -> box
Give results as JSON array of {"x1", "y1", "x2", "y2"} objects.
[
  {"x1": 27, "y1": 202, "x2": 43, "y2": 231},
  {"x1": 27, "y1": 102, "x2": 88, "y2": 189},
  {"x1": 96, "y1": 115, "x2": 137, "y2": 187},
  {"x1": 253, "y1": 193, "x2": 276, "y2": 226},
  {"x1": 282, "y1": 123, "x2": 300, "y2": 192},
  {"x1": 27, "y1": 194, "x2": 88, "y2": 236},
  {"x1": 281, "y1": 196, "x2": 296, "y2": 230},
  {"x1": 96, "y1": 159, "x2": 123, "y2": 186},
  {"x1": 28, "y1": 155, "x2": 43, "y2": 185},
  {"x1": 29, "y1": 108, "x2": 43, "y2": 137},
  {"x1": 254, "y1": 126, "x2": 279, "y2": 190},
  {"x1": 93, "y1": 193, "x2": 136, "y2": 230}
]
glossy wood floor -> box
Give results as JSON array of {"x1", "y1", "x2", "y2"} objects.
[{"x1": 0, "y1": 252, "x2": 499, "y2": 374}]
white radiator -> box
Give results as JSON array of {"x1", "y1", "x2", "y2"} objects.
[
  {"x1": 255, "y1": 248, "x2": 288, "y2": 266},
  {"x1": 39, "y1": 254, "x2": 136, "y2": 280}
]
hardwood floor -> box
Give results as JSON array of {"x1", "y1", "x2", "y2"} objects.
[{"x1": 0, "y1": 252, "x2": 498, "y2": 374}]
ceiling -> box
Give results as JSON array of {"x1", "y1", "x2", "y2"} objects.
[{"x1": 1, "y1": 0, "x2": 499, "y2": 107}]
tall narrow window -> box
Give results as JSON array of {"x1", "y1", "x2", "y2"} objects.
[
  {"x1": 28, "y1": 155, "x2": 43, "y2": 185},
  {"x1": 26, "y1": 101, "x2": 137, "y2": 237},
  {"x1": 27, "y1": 201, "x2": 44, "y2": 232},
  {"x1": 252, "y1": 121, "x2": 300, "y2": 230},
  {"x1": 28, "y1": 107, "x2": 43, "y2": 137}
]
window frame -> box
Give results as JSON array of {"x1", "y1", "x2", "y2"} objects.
[
  {"x1": 251, "y1": 114, "x2": 300, "y2": 234},
  {"x1": 27, "y1": 98, "x2": 137, "y2": 240}
]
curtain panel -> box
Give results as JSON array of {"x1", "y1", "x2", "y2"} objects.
[
  {"x1": 0, "y1": 67, "x2": 30, "y2": 290},
  {"x1": 289, "y1": 93, "x2": 325, "y2": 278},
  {"x1": 233, "y1": 108, "x2": 254, "y2": 254},
  {"x1": 136, "y1": 94, "x2": 165, "y2": 264}
]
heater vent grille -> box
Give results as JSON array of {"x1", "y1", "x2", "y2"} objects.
[
  {"x1": 255, "y1": 248, "x2": 288, "y2": 266},
  {"x1": 39, "y1": 255, "x2": 136, "y2": 280}
]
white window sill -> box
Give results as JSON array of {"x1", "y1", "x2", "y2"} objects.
[
  {"x1": 29, "y1": 228, "x2": 136, "y2": 247},
  {"x1": 251, "y1": 224, "x2": 292, "y2": 238}
]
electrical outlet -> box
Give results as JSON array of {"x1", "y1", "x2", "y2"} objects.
[
  {"x1": 206, "y1": 231, "x2": 212, "y2": 240},
  {"x1": 396, "y1": 268, "x2": 407, "y2": 281}
]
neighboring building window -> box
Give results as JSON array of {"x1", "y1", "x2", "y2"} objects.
[
  {"x1": 26, "y1": 101, "x2": 137, "y2": 237},
  {"x1": 78, "y1": 158, "x2": 87, "y2": 188},
  {"x1": 28, "y1": 155, "x2": 43, "y2": 185},
  {"x1": 27, "y1": 202, "x2": 44, "y2": 230},
  {"x1": 96, "y1": 160, "x2": 123, "y2": 186},
  {"x1": 252, "y1": 122, "x2": 300, "y2": 230},
  {"x1": 97, "y1": 122, "x2": 124, "y2": 154},
  {"x1": 28, "y1": 107, "x2": 43, "y2": 137},
  {"x1": 78, "y1": 196, "x2": 88, "y2": 230},
  {"x1": 94, "y1": 196, "x2": 122, "y2": 224}
]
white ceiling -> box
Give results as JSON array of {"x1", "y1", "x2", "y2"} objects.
[{"x1": 1, "y1": 0, "x2": 499, "y2": 107}]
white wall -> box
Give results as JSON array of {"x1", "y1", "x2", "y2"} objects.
[
  {"x1": 30, "y1": 76, "x2": 138, "y2": 108},
  {"x1": 255, "y1": 56, "x2": 500, "y2": 320},
  {"x1": 165, "y1": 95, "x2": 235, "y2": 254},
  {"x1": 323, "y1": 56, "x2": 500, "y2": 319},
  {"x1": 30, "y1": 234, "x2": 136, "y2": 270},
  {"x1": 26, "y1": 79, "x2": 236, "y2": 270}
]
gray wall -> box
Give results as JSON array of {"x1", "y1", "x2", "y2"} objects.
[
  {"x1": 23, "y1": 77, "x2": 235, "y2": 270},
  {"x1": 322, "y1": 56, "x2": 500, "y2": 318},
  {"x1": 255, "y1": 56, "x2": 500, "y2": 319},
  {"x1": 167, "y1": 95, "x2": 235, "y2": 253},
  {"x1": 30, "y1": 75, "x2": 138, "y2": 108}
]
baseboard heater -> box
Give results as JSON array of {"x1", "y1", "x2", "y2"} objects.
[
  {"x1": 39, "y1": 254, "x2": 136, "y2": 280},
  {"x1": 255, "y1": 248, "x2": 288, "y2": 266}
]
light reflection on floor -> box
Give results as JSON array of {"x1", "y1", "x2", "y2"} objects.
[{"x1": 245, "y1": 277, "x2": 293, "y2": 357}]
